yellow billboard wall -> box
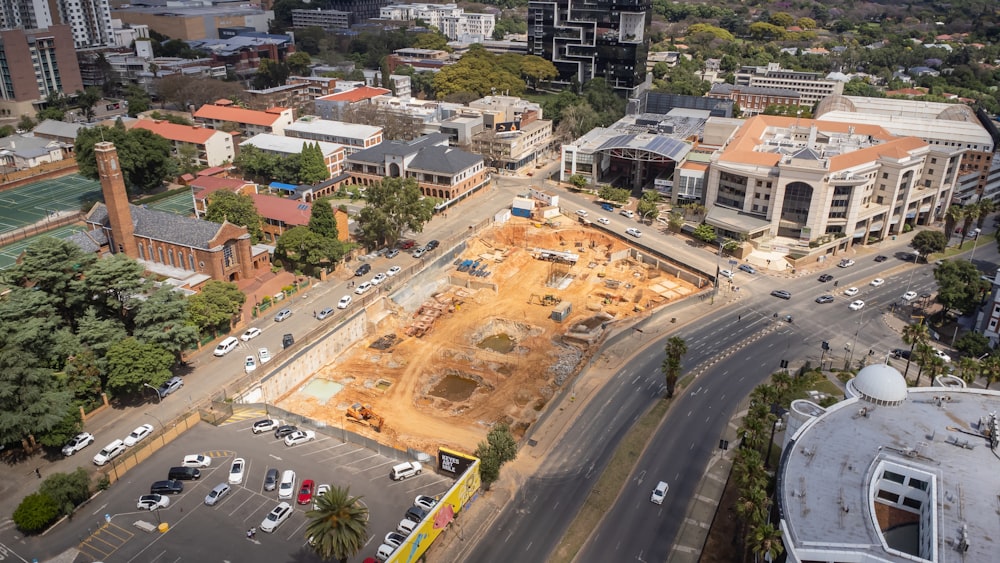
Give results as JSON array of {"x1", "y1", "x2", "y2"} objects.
[{"x1": 387, "y1": 449, "x2": 481, "y2": 562}]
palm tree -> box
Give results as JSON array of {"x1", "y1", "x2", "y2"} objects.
[
  {"x1": 749, "y1": 384, "x2": 779, "y2": 410},
  {"x1": 976, "y1": 198, "x2": 995, "y2": 229},
  {"x1": 956, "y1": 356, "x2": 981, "y2": 386},
  {"x1": 912, "y1": 342, "x2": 936, "y2": 387},
  {"x1": 959, "y1": 202, "x2": 982, "y2": 248},
  {"x1": 660, "y1": 336, "x2": 688, "y2": 398},
  {"x1": 981, "y1": 355, "x2": 1000, "y2": 389},
  {"x1": 901, "y1": 322, "x2": 929, "y2": 383},
  {"x1": 944, "y1": 205, "x2": 964, "y2": 244},
  {"x1": 738, "y1": 416, "x2": 767, "y2": 453},
  {"x1": 771, "y1": 371, "x2": 793, "y2": 398},
  {"x1": 747, "y1": 522, "x2": 785, "y2": 562},
  {"x1": 305, "y1": 486, "x2": 369, "y2": 563}
]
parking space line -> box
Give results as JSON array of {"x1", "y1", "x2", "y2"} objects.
[
  {"x1": 323, "y1": 447, "x2": 373, "y2": 462},
  {"x1": 283, "y1": 517, "x2": 309, "y2": 542},
  {"x1": 342, "y1": 453, "x2": 380, "y2": 466}
]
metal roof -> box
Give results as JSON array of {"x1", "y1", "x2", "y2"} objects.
[{"x1": 595, "y1": 134, "x2": 691, "y2": 161}]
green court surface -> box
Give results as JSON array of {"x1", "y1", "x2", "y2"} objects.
[
  {"x1": 145, "y1": 191, "x2": 194, "y2": 215},
  {"x1": 0, "y1": 224, "x2": 86, "y2": 270},
  {"x1": 0, "y1": 175, "x2": 102, "y2": 235}
]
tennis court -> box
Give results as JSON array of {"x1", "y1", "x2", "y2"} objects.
[
  {"x1": 0, "y1": 175, "x2": 102, "y2": 235},
  {"x1": 0, "y1": 224, "x2": 87, "y2": 270},
  {"x1": 146, "y1": 191, "x2": 194, "y2": 215}
]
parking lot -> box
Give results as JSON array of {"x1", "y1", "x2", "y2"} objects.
[{"x1": 62, "y1": 414, "x2": 452, "y2": 563}]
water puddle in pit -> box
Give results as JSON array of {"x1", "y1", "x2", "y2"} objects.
[{"x1": 478, "y1": 333, "x2": 515, "y2": 354}]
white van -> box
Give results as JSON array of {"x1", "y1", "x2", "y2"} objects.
[
  {"x1": 278, "y1": 470, "x2": 296, "y2": 499},
  {"x1": 214, "y1": 336, "x2": 239, "y2": 357},
  {"x1": 389, "y1": 461, "x2": 422, "y2": 481}
]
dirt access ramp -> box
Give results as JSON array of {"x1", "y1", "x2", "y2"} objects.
[{"x1": 277, "y1": 218, "x2": 700, "y2": 454}]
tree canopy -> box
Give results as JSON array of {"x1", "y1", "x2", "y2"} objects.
[
  {"x1": 75, "y1": 124, "x2": 177, "y2": 194},
  {"x1": 433, "y1": 45, "x2": 525, "y2": 100},
  {"x1": 356, "y1": 177, "x2": 436, "y2": 249},
  {"x1": 934, "y1": 259, "x2": 989, "y2": 317},
  {"x1": 186, "y1": 280, "x2": 246, "y2": 335},
  {"x1": 205, "y1": 191, "x2": 264, "y2": 243}
]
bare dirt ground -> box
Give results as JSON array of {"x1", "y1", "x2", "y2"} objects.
[{"x1": 277, "y1": 217, "x2": 698, "y2": 455}]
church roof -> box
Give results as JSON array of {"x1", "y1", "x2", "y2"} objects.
[{"x1": 86, "y1": 203, "x2": 238, "y2": 249}]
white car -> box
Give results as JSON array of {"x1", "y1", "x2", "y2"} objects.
[
  {"x1": 934, "y1": 349, "x2": 952, "y2": 363},
  {"x1": 355, "y1": 282, "x2": 373, "y2": 295},
  {"x1": 229, "y1": 457, "x2": 246, "y2": 485},
  {"x1": 870, "y1": 278, "x2": 885, "y2": 287},
  {"x1": 843, "y1": 287, "x2": 859, "y2": 297},
  {"x1": 244, "y1": 355, "x2": 257, "y2": 373},
  {"x1": 620, "y1": 209, "x2": 635, "y2": 218},
  {"x1": 182, "y1": 454, "x2": 212, "y2": 468},
  {"x1": 597, "y1": 217, "x2": 610, "y2": 225},
  {"x1": 386, "y1": 266, "x2": 401, "y2": 277},
  {"x1": 376, "y1": 543, "x2": 396, "y2": 562},
  {"x1": 719, "y1": 269, "x2": 734, "y2": 279},
  {"x1": 414, "y1": 495, "x2": 437, "y2": 511},
  {"x1": 384, "y1": 532, "x2": 407, "y2": 549},
  {"x1": 284, "y1": 430, "x2": 316, "y2": 447},
  {"x1": 650, "y1": 481, "x2": 668, "y2": 505},
  {"x1": 337, "y1": 295, "x2": 352, "y2": 309},
  {"x1": 371, "y1": 273, "x2": 387, "y2": 285},
  {"x1": 848, "y1": 300, "x2": 865, "y2": 311},
  {"x1": 124, "y1": 424, "x2": 154, "y2": 447},
  {"x1": 137, "y1": 494, "x2": 170, "y2": 511},
  {"x1": 251, "y1": 419, "x2": 279, "y2": 434},
  {"x1": 93, "y1": 439, "x2": 126, "y2": 466},
  {"x1": 62, "y1": 432, "x2": 95, "y2": 456},
  {"x1": 902, "y1": 291, "x2": 918, "y2": 302},
  {"x1": 625, "y1": 227, "x2": 642, "y2": 238},
  {"x1": 258, "y1": 348, "x2": 271, "y2": 364},
  {"x1": 260, "y1": 502, "x2": 292, "y2": 533},
  {"x1": 314, "y1": 483, "x2": 331, "y2": 510},
  {"x1": 240, "y1": 327, "x2": 261, "y2": 341},
  {"x1": 575, "y1": 209, "x2": 588, "y2": 217}
]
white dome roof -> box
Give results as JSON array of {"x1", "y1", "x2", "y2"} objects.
[{"x1": 852, "y1": 364, "x2": 908, "y2": 404}]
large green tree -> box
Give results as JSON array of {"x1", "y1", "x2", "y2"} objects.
[
  {"x1": 132, "y1": 288, "x2": 199, "y2": 363},
  {"x1": 75, "y1": 124, "x2": 178, "y2": 193},
  {"x1": 38, "y1": 468, "x2": 91, "y2": 516},
  {"x1": 934, "y1": 259, "x2": 989, "y2": 317},
  {"x1": 205, "y1": 191, "x2": 264, "y2": 243},
  {"x1": 104, "y1": 338, "x2": 174, "y2": 396},
  {"x1": 8, "y1": 237, "x2": 94, "y2": 320},
  {"x1": 186, "y1": 280, "x2": 246, "y2": 335},
  {"x1": 475, "y1": 423, "x2": 518, "y2": 489},
  {"x1": 356, "y1": 177, "x2": 435, "y2": 249},
  {"x1": 911, "y1": 230, "x2": 946, "y2": 258},
  {"x1": 520, "y1": 55, "x2": 558, "y2": 90},
  {"x1": 274, "y1": 226, "x2": 347, "y2": 275},
  {"x1": 433, "y1": 45, "x2": 525, "y2": 99},
  {"x1": 298, "y1": 142, "x2": 330, "y2": 185},
  {"x1": 74, "y1": 253, "x2": 148, "y2": 323},
  {"x1": 0, "y1": 336, "x2": 73, "y2": 449},
  {"x1": 660, "y1": 336, "x2": 688, "y2": 398},
  {"x1": 305, "y1": 486, "x2": 369, "y2": 563},
  {"x1": 308, "y1": 198, "x2": 339, "y2": 240},
  {"x1": 285, "y1": 51, "x2": 312, "y2": 77},
  {"x1": 12, "y1": 493, "x2": 60, "y2": 534}
]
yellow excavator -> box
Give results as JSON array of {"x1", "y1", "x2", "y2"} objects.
[{"x1": 346, "y1": 403, "x2": 384, "y2": 433}]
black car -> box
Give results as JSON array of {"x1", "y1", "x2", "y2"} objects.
[
  {"x1": 404, "y1": 505, "x2": 428, "y2": 524},
  {"x1": 425, "y1": 240, "x2": 439, "y2": 250},
  {"x1": 770, "y1": 290, "x2": 792, "y2": 300},
  {"x1": 150, "y1": 479, "x2": 184, "y2": 495},
  {"x1": 874, "y1": 255, "x2": 888, "y2": 262},
  {"x1": 274, "y1": 425, "x2": 298, "y2": 439},
  {"x1": 354, "y1": 263, "x2": 371, "y2": 277},
  {"x1": 815, "y1": 295, "x2": 834, "y2": 304},
  {"x1": 818, "y1": 274, "x2": 834, "y2": 283},
  {"x1": 892, "y1": 349, "x2": 912, "y2": 360},
  {"x1": 282, "y1": 333, "x2": 294, "y2": 349}
]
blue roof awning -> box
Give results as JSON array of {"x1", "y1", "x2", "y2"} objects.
[{"x1": 270, "y1": 182, "x2": 298, "y2": 192}]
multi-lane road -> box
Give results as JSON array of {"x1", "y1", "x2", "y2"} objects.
[{"x1": 468, "y1": 220, "x2": 995, "y2": 562}]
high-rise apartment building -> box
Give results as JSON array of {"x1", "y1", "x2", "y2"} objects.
[
  {"x1": 0, "y1": 0, "x2": 112, "y2": 48},
  {"x1": 527, "y1": 0, "x2": 651, "y2": 95},
  {"x1": 0, "y1": 26, "x2": 83, "y2": 116}
]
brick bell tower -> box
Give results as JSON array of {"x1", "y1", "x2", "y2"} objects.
[{"x1": 95, "y1": 141, "x2": 139, "y2": 257}]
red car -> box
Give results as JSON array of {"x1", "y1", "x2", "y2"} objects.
[{"x1": 297, "y1": 479, "x2": 315, "y2": 505}]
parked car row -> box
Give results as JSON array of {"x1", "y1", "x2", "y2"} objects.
[
  {"x1": 74, "y1": 420, "x2": 163, "y2": 465},
  {"x1": 376, "y1": 494, "x2": 440, "y2": 561}
]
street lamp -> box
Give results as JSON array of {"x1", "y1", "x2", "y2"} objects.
[
  {"x1": 143, "y1": 383, "x2": 161, "y2": 404},
  {"x1": 146, "y1": 412, "x2": 166, "y2": 446},
  {"x1": 969, "y1": 229, "x2": 982, "y2": 263}
]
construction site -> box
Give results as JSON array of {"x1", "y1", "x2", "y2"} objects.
[{"x1": 275, "y1": 217, "x2": 701, "y2": 455}]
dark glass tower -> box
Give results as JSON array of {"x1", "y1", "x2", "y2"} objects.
[{"x1": 527, "y1": 0, "x2": 651, "y2": 95}]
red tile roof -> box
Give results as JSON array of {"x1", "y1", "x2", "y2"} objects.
[
  {"x1": 132, "y1": 119, "x2": 222, "y2": 144},
  {"x1": 318, "y1": 86, "x2": 391, "y2": 103},
  {"x1": 194, "y1": 104, "x2": 286, "y2": 127},
  {"x1": 190, "y1": 176, "x2": 255, "y2": 200},
  {"x1": 250, "y1": 193, "x2": 311, "y2": 226}
]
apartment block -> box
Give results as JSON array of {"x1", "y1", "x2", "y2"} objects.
[
  {"x1": 193, "y1": 102, "x2": 294, "y2": 137},
  {"x1": 734, "y1": 63, "x2": 844, "y2": 107},
  {"x1": 291, "y1": 8, "x2": 351, "y2": 29},
  {"x1": 527, "y1": 0, "x2": 652, "y2": 95},
  {"x1": 379, "y1": 3, "x2": 493, "y2": 41},
  {"x1": 131, "y1": 119, "x2": 236, "y2": 167},
  {"x1": 284, "y1": 117, "x2": 383, "y2": 154},
  {"x1": 0, "y1": 26, "x2": 83, "y2": 117},
  {"x1": 706, "y1": 84, "x2": 801, "y2": 116}
]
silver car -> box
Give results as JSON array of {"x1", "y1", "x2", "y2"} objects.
[{"x1": 204, "y1": 483, "x2": 230, "y2": 506}]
